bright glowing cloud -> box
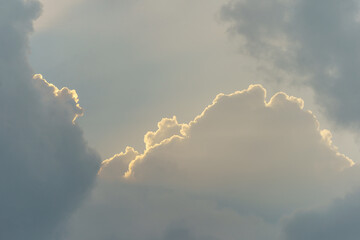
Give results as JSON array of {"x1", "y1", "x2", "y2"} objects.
[
  {"x1": 33, "y1": 74, "x2": 84, "y2": 123},
  {"x1": 68, "y1": 84, "x2": 360, "y2": 240},
  {"x1": 103, "y1": 85, "x2": 356, "y2": 210}
]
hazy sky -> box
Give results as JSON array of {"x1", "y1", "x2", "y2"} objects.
[{"x1": 3, "y1": 0, "x2": 360, "y2": 239}]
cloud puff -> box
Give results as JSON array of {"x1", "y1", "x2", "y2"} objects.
[
  {"x1": 221, "y1": 0, "x2": 360, "y2": 128},
  {"x1": 33, "y1": 74, "x2": 84, "y2": 123},
  {"x1": 0, "y1": 0, "x2": 100, "y2": 239},
  {"x1": 74, "y1": 84, "x2": 359, "y2": 239}
]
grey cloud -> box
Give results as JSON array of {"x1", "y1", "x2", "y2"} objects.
[
  {"x1": 284, "y1": 188, "x2": 360, "y2": 240},
  {"x1": 65, "y1": 180, "x2": 280, "y2": 240},
  {"x1": 163, "y1": 227, "x2": 196, "y2": 240},
  {"x1": 0, "y1": 0, "x2": 100, "y2": 239},
  {"x1": 162, "y1": 222, "x2": 219, "y2": 240},
  {"x1": 221, "y1": 0, "x2": 360, "y2": 128}
]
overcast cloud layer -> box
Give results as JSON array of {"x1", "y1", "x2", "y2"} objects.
[
  {"x1": 0, "y1": 0, "x2": 100, "y2": 239},
  {"x1": 65, "y1": 85, "x2": 360, "y2": 239},
  {"x1": 5, "y1": 1, "x2": 360, "y2": 239},
  {"x1": 222, "y1": 0, "x2": 360, "y2": 128}
]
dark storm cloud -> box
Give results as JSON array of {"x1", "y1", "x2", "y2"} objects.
[
  {"x1": 221, "y1": 0, "x2": 360, "y2": 128},
  {"x1": 0, "y1": 0, "x2": 100, "y2": 239}
]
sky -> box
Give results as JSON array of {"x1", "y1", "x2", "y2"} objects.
[{"x1": 3, "y1": 0, "x2": 360, "y2": 239}]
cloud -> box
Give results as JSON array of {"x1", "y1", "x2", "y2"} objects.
[
  {"x1": 33, "y1": 74, "x2": 84, "y2": 123},
  {"x1": 284, "y1": 186, "x2": 360, "y2": 240},
  {"x1": 221, "y1": 0, "x2": 360, "y2": 128},
  {"x1": 66, "y1": 180, "x2": 281, "y2": 240},
  {"x1": 65, "y1": 84, "x2": 358, "y2": 239},
  {"x1": 0, "y1": 0, "x2": 100, "y2": 239},
  {"x1": 29, "y1": 0, "x2": 263, "y2": 159},
  {"x1": 104, "y1": 85, "x2": 356, "y2": 213},
  {"x1": 34, "y1": 0, "x2": 85, "y2": 31}
]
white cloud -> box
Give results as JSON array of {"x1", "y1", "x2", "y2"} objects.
[
  {"x1": 104, "y1": 85, "x2": 356, "y2": 212},
  {"x1": 67, "y1": 84, "x2": 359, "y2": 239}
]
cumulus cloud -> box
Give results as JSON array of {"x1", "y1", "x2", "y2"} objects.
[
  {"x1": 221, "y1": 0, "x2": 360, "y2": 128},
  {"x1": 0, "y1": 0, "x2": 100, "y2": 239},
  {"x1": 66, "y1": 84, "x2": 359, "y2": 239},
  {"x1": 105, "y1": 85, "x2": 356, "y2": 212}
]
